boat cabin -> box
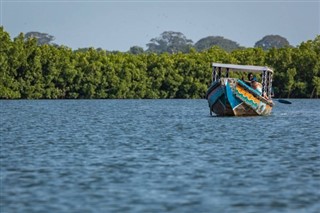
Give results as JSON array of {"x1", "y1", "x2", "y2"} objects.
[{"x1": 211, "y1": 63, "x2": 274, "y2": 99}]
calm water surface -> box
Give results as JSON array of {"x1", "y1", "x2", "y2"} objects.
[{"x1": 1, "y1": 99, "x2": 319, "y2": 213}]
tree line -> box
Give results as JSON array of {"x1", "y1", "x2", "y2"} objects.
[
  {"x1": 1, "y1": 27, "x2": 319, "y2": 99},
  {"x1": 24, "y1": 30, "x2": 291, "y2": 53},
  {"x1": 144, "y1": 31, "x2": 291, "y2": 53}
]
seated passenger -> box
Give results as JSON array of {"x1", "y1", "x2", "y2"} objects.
[
  {"x1": 251, "y1": 80, "x2": 262, "y2": 94},
  {"x1": 251, "y1": 80, "x2": 269, "y2": 100},
  {"x1": 242, "y1": 72, "x2": 254, "y2": 86}
]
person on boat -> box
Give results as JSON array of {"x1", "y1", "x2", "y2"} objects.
[
  {"x1": 242, "y1": 72, "x2": 254, "y2": 86},
  {"x1": 248, "y1": 73, "x2": 255, "y2": 81},
  {"x1": 242, "y1": 73, "x2": 269, "y2": 100},
  {"x1": 251, "y1": 80, "x2": 262, "y2": 93},
  {"x1": 251, "y1": 79, "x2": 270, "y2": 100}
]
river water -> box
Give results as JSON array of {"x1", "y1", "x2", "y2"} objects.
[{"x1": 1, "y1": 99, "x2": 319, "y2": 213}]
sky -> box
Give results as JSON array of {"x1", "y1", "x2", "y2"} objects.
[{"x1": 1, "y1": 0, "x2": 319, "y2": 51}]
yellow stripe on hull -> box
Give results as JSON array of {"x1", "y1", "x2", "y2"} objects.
[{"x1": 235, "y1": 85, "x2": 260, "y2": 106}]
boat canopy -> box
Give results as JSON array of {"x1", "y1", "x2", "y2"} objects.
[{"x1": 212, "y1": 63, "x2": 273, "y2": 73}]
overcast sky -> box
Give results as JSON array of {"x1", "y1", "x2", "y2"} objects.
[{"x1": 1, "y1": 0, "x2": 319, "y2": 51}]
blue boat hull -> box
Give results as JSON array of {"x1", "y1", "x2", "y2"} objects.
[{"x1": 206, "y1": 78, "x2": 273, "y2": 116}]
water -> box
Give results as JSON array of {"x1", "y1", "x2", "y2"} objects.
[{"x1": 1, "y1": 99, "x2": 319, "y2": 213}]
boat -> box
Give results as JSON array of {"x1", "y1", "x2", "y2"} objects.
[{"x1": 205, "y1": 63, "x2": 274, "y2": 116}]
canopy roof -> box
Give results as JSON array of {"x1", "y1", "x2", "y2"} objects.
[{"x1": 212, "y1": 63, "x2": 273, "y2": 73}]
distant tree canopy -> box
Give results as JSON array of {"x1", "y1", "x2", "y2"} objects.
[
  {"x1": 146, "y1": 33, "x2": 291, "y2": 53},
  {"x1": 24, "y1": 31, "x2": 56, "y2": 45},
  {"x1": 1, "y1": 26, "x2": 319, "y2": 99},
  {"x1": 22, "y1": 30, "x2": 293, "y2": 54},
  {"x1": 128, "y1": 46, "x2": 144, "y2": 55},
  {"x1": 195, "y1": 36, "x2": 242, "y2": 52},
  {"x1": 146, "y1": 31, "x2": 193, "y2": 54},
  {"x1": 254, "y1": 35, "x2": 290, "y2": 50}
]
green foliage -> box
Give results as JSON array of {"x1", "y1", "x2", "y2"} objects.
[
  {"x1": 265, "y1": 47, "x2": 294, "y2": 98},
  {"x1": 311, "y1": 76, "x2": 320, "y2": 98},
  {"x1": 0, "y1": 27, "x2": 319, "y2": 99},
  {"x1": 0, "y1": 27, "x2": 20, "y2": 98}
]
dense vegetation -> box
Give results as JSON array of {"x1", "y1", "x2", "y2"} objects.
[{"x1": 1, "y1": 27, "x2": 319, "y2": 99}]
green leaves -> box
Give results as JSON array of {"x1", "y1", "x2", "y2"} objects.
[{"x1": 0, "y1": 27, "x2": 319, "y2": 99}]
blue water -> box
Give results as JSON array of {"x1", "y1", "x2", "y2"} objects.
[{"x1": 1, "y1": 99, "x2": 319, "y2": 213}]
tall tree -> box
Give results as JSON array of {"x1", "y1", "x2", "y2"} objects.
[
  {"x1": 128, "y1": 46, "x2": 144, "y2": 55},
  {"x1": 195, "y1": 36, "x2": 241, "y2": 52},
  {"x1": 254, "y1": 35, "x2": 290, "y2": 50},
  {"x1": 146, "y1": 31, "x2": 193, "y2": 54},
  {"x1": 24, "y1": 31, "x2": 56, "y2": 45}
]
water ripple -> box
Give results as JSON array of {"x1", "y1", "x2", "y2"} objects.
[{"x1": 1, "y1": 99, "x2": 319, "y2": 213}]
